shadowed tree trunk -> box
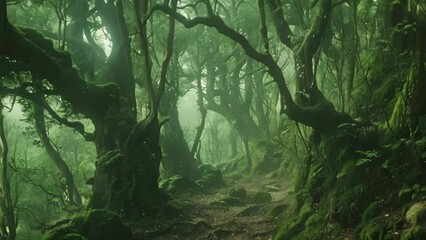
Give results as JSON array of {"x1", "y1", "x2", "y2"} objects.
[
  {"x1": 160, "y1": 72, "x2": 199, "y2": 179},
  {"x1": 0, "y1": 101, "x2": 17, "y2": 240},
  {"x1": 190, "y1": 64, "x2": 208, "y2": 160}
]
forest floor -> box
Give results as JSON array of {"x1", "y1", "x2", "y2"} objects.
[{"x1": 130, "y1": 175, "x2": 294, "y2": 240}]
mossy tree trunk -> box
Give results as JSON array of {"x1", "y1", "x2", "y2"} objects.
[
  {"x1": 388, "y1": 7, "x2": 426, "y2": 136},
  {"x1": 160, "y1": 76, "x2": 200, "y2": 179},
  {"x1": 1, "y1": 0, "x2": 177, "y2": 216}
]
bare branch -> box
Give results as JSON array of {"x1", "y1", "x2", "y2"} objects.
[{"x1": 157, "y1": 0, "x2": 177, "y2": 107}]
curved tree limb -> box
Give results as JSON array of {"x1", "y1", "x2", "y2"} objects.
[
  {"x1": 2, "y1": 21, "x2": 113, "y2": 121},
  {"x1": 33, "y1": 104, "x2": 82, "y2": 207},
  {"x1": 157, "y1": 0, "x2": 177, "y2": 108},
  {"x1": 150, "y1": 4, "x2": 295, "y2": 109},
  {"x1": 0, "y1": 85, "x2": 94, "y2": 141},
  {"x1": 150, "y1": 3, "x2": 352, "y2": 132}
]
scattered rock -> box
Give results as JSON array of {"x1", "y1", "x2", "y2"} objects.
[
  {"x1": 219, "y1": 196, "x2": 244, "y2": 206},
  {"x1": 196, "y1": 164, "x2": 225, "y2": 188},
  {"x1": 209, "y1": 201, "x2": 229, "y2": 211},
  {"x1": 236, "y1": 206, "x2": 264, "y2": 217},
  {"x1": 206, "y1": 229, "x2": 233, "y2": 239},
  {"x1": 249, "y1": 191, "x2": 272, "y2": 204},
  {"x1": 228, "y1": 187, "x2": 247, "y2": 201}
]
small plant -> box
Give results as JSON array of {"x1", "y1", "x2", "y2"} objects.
[
  {"x1": 398, "y1": 184, "x2": 426, "y2": 201},
  {"x1": 355, "y1": 150, "x2": 379, "y2": 167}
]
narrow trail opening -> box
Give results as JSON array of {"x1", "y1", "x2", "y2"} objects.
[{"x1": 131, "y1": 175, "x2": 294, "y2": 240}]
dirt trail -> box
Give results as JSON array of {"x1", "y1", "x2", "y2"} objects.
[{"x1": 131, "y1": 176, "x2": 294, "y2": 240}]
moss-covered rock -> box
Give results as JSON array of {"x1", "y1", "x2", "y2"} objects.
[
  {"x1": 196, "y1": 164, "x2": 225, "y2": 188},
  {"x1": 159, "y1": 175, "x2": 199, "y2": 194},
  {"x1": 228, "y1": 187, "x2": 247, "y2": 201},
  {"x1": 43, "y1": 209, "x2": 133, "y2": 240}
]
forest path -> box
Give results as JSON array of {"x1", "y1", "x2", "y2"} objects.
[{"x1": 131, "y1": 175, "x2": 294, "y2": 240}]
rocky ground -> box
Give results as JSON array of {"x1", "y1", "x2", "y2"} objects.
[{"x1": 131, "y1": 175, "x2": 294, "y2": 240}]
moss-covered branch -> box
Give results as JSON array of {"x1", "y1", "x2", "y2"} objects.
[
  {"x1": 3, "y1": 21, "x2": 113, "y2": 121},
  {"x1": 1, "y1": 85, "x2": 94, "y2": 141}
]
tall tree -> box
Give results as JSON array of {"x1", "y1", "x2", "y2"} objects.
[{"x1": 0, "y1": 0, "x2": 175, "y2": 217}]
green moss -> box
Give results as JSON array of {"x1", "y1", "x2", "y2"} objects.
[
  {"x1": 62, "y1": 234, "x2": 88, "y2": 240},
  {"x1": 196, "y1": 166, "x2": 224, "y2": 188},
  {"x1": 275, "y1": 202, "x2": 313, "y2": 239},
  {"x1": 362, "y1": 202, "x2": 380, "y2": 224},
  {"x1": 360, "y1": 219, "x2": 385, "y2": 240},
  {"x1": 406, "y1": 202, "x2": 426, "y2": 225},
  {"x1": 43, "y1": 209, "x2": 133, "y2": 240},
  {"x1": 44, "y1": 226, "x2": 80, "y2": 240},
  {"x1": 159, "y1": 175, "x2": 199, "y2": 194},
  {"x1": 248, "y1": 136, "x2": 287, "y2": 175},
  {"x1": 303, "y1": 213, "x2": 326, "y2": 239},
  {"x1": 401, "y1": 226, "x2": 426, "y2": 240}
]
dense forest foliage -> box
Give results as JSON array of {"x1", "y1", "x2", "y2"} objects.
[{"x1": 0, "y1": 0, "x2": 426, "y2": 239}]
